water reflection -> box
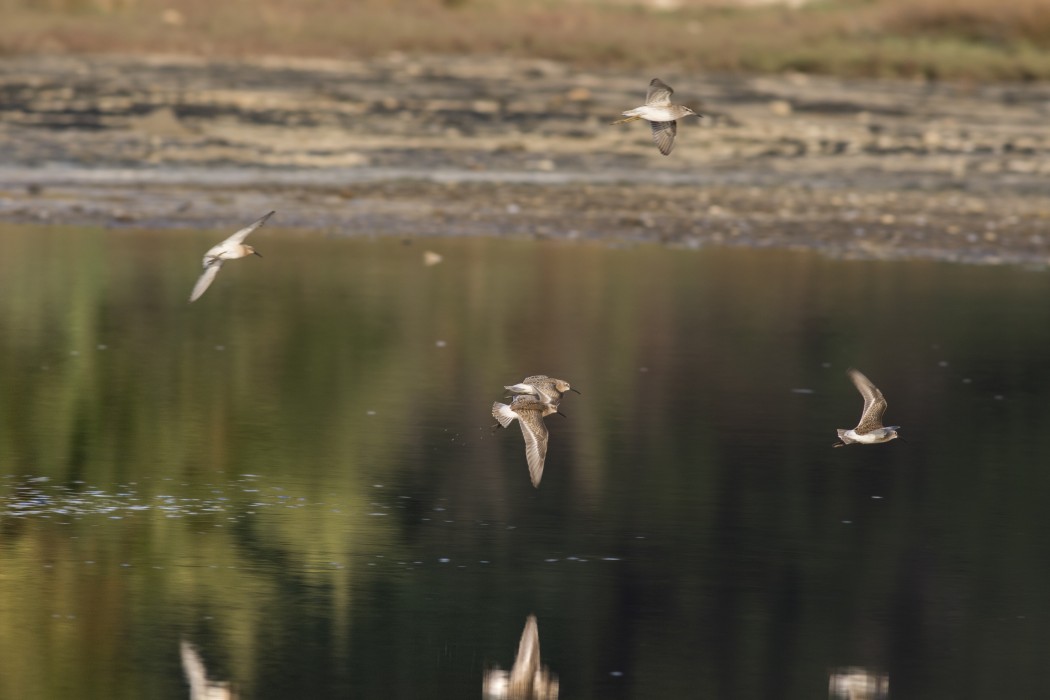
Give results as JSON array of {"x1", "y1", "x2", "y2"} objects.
[
  {"x1": 483, "y1": 616, "x2": 559, "y2": 700},
  {"x1": 181, "y1": 640, "x2": 238, "y2": 700},
  {"x1": 1, "y1": 228, "x2": 1050, "y2": 697},
  {"x1": 828, "y1": 667, "x2": 888, "y2": 699}
]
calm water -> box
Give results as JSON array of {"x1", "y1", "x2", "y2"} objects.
[{"x1": 2, "y1": 224, "x2": 1050, "y2": 699}]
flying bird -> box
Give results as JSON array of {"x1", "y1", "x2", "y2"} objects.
[
  {"x1": 492, "y1": 395, "x2": 560, "y2": 487},
  {"x1": 834, "y1": 368, "x2": 901, "y2": 447},
  {"x1": 189, "y1": 211, "x2": 274, "y2": 302},
  {"x1": 612, "y1": 78, "x2": 701, "y2": 155},
  {"x1": 503, "y1": 375, "x2": 580, "y2": 407}
]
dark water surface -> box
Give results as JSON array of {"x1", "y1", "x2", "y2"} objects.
[{"x1": 2, "y1": 224, "x2": 1050, "y2": 699}]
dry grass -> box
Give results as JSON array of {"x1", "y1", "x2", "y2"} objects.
[
  {"x1": 1, "y1": 0, "x2": 1049, "y2": 81},
  {"x1": 882, "y1": 0, "x2": 1050, "y2": 46}
]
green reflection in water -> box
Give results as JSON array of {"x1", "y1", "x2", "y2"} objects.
[{"x1": 1, "y1": 225, "x2": 1050, "y2": 698}]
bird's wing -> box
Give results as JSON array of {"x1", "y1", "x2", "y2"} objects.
[
  {"x1": 646, "y1": 78, "x2": 674, "y2": 106},
  {"x1": 509, "y1": 616, "x2": 541, "y2": 688},
  {"x1": 223, "y1": 210, "x2": 275, "y2": 246},
  {"x1": 521, "y1": 375, "x2": 549, "y2": 383},
  {"x1": 189, "y1": 262, "x2": 222, "y2": 302},
  {"x1": 517, "y1": 408, "x2": 550, "y2": 487},
  {"x1": 651, "y1": 120, "x2": 678, "y2": 156},
  {"x1": 849, "y1": 368, "x2": 889, "y2": 433}
]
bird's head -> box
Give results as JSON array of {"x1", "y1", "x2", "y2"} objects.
[
  {"x1": 246, "y1": 245, "x2": 262, "y2": 257},
  {"x1": 554, "y1": 379, "x2": 580, "y2": 395}
]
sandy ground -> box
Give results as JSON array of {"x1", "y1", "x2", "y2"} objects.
[{"x1": 2, "y1": 53, "x2": 1050, "y2": 264}]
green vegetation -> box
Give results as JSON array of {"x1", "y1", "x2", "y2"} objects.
[{"x1": 1, "y1": 0, "x2": 1049, "y2": 81}]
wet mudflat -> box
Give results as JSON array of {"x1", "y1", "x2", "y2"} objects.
[
  {"x1": 2, "y1": 55, "x2": 1050, "y2": 263},
  {"x1": 1, "y1": 226, "x2": 1050, "y2": 697}
]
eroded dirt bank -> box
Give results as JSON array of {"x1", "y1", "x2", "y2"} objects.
[{"x1": 2, "y1": 54, "x2": 1050, "y2": 264}]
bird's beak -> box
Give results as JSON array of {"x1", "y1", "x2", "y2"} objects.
[
  {"x1": 557, "y1": 411, "x2": 568, "y2": 419},
  {"x1": 570, "y1": 388, "x2": 581, "y2": 395},
  {"x1": 253, "y1": 250, "x2": 263, "y2": 257}
]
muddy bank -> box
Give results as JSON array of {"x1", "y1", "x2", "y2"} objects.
[{"x1": 1, "y1": 54, "x2": 1049, "y2": 264}]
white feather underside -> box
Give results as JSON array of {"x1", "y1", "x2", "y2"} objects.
[
  {"x1": 621, "y1": 105, "x2": 682, "y2": 122},
  {"x1": 189, "y1": 263, "x2": 222, "y2": 302}
]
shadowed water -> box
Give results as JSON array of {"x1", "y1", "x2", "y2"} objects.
[{"x1": 2, "y1": 224, "x2": 1050, "y2": 698}]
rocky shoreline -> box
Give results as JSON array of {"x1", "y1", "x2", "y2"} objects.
[{"x1": 2, "y1": 54, "x2": 1050, "y2": 264}]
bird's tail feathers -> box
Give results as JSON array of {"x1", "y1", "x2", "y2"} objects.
[{"x1": 491, "y1": 402, "x2": 516, "y2": 428}]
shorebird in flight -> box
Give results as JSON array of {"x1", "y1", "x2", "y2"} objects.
[
  {"x1": 834, "y1": 368, "x2": 901, "y2": 447},
  {"x1": 189, "y1": 211, "x2": 273, "y2": 302},
  {"x1": 492, "y1": 395, "x2": 560, "y2": 487},
  {"x1": 613, "y1": 78, "x2": 701, "y2": 155},
  {"x1": 504, "y1": 375, "x2": 580, "y2": 408}
]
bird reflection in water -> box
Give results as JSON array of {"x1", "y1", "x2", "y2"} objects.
[
  {"x1": 483, "y1": 615, "x2": 559, "y2": 699},
  {"x1": 828, "y1": 667, "x2": 889, "y2": 699},
  {"x1": 180, "y1": 639, "x2": 238, "y2": 700}
]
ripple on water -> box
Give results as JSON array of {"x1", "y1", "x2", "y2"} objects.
[
  {"x1": 0, "y1": 474, "x2": 314, "y2": 519},
  {"x1": 1, "y1": 477, "x2": 631, "y2": 572}
]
